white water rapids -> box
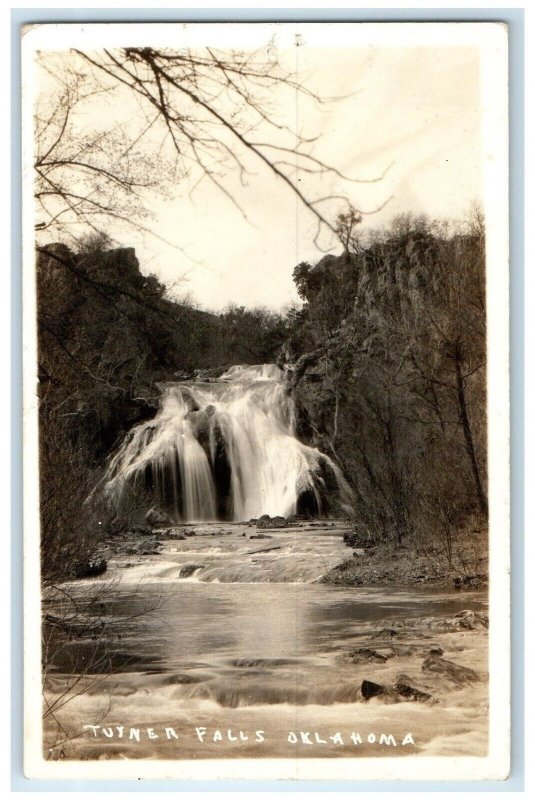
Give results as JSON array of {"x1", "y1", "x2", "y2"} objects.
[
  {"x1": 45, "y1": 533, "x2": 489, "y2": 761},
  {"x1": 104, "y1": 364, "x2": 353, "y2": 523},
  {"x1": 46, "y1": 371, "x2": 489, "y2": 764}
]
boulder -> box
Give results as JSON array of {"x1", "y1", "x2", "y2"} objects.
[
  {"x1": 452, "y1": 610, "x2": 489, "y2": 630},
  {"x1": 194, "y1": 366, "x2": 230, "y2": 381},
  {"x1": 375, "y1": 627, "x2": 402, "y2": 640},
  {"x1": 349, "y1": 647, "x2": 388, "y2": 664},
  {"x1": 146, "y1": 507, "x2": 173, "y2": 527},
  {"x1": 74, "y1": 559, "x2": 107, "y2": 579},
  {"x1": 159, "y1": 529, "x2": 186, "y2": 541},
  {"x1": 453, "y1": 575, "x2": 487, "y2": 590},
  {"x1": 256, "y1": 515, "x2": 287, "y2": 529},
  {"x1": 179, "y1": 564, "x2": 205, "y2": 578},
  {"x1": 389, "y1": 644, "x2": 415, "y2": 657},
  {"x1": 360, "y1": 679, "x2": 387, "y2": 700},
  {"x1": 421, "y1": 656, "x2": 479, "y2": 686},
  {"x1": 393, "y1": 674, "x2": 432, "y2": 702}
]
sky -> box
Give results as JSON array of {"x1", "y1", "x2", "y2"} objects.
[
  {"x1": 32, "y1": 26, "x2": 482, "y2": 312},
  {"x1": 142, "y1": 44, "x2": 481, "y2": 311}
]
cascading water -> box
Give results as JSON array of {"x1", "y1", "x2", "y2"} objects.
[
  {"x1": 51, "y1": 365, "x2": 488, "y2": 761},
  {"x1": 104, "y1": 364, "x2": 353, "y2": 522}
]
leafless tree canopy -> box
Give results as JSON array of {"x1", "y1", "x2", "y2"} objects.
[{"x1": 34, "y1": 46, "x2": 386, "y2": 248}]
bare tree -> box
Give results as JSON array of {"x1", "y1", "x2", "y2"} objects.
[
  {"x1": 34, "y1": 46, "x2": 384, "y2": 249},
  {"x1": 42, "y1": 578, "x2": 167, "y2": 758},
  {"x1": 404, "y1": 215, "x2": 487, "y2": 516}
]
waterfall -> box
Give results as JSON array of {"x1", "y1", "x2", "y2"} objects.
[{"x1": 104, "y1": 364, "x2": 353, "y2": 522}]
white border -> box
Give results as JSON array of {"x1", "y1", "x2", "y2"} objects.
[{"x1": 22, "y1": 21, "x2": 510, "y2": 781}]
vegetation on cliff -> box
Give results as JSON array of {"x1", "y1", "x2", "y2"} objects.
[
  {"x1": 37, "y1": 207, "x2": 487, "y2": 585},
  {"x1": 37, "y1": 236, "x2": 290, "y2": 581},
  {"x1": 285, "y1": 210, "x2": 487, "y2": 574}
]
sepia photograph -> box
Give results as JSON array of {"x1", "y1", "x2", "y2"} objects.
[{"x1": 22, "y1": 21, "x2": 510, "y2": 781}]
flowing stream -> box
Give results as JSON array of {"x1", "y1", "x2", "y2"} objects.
[
  {"x1": 43, "y1": 364, "x2": 488, "y2": 762},
  {"x1": 44, "y1": 523, "x2": 488, "y2": 761}
]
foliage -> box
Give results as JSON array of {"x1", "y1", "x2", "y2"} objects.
[
  {"x1": 215, "y1": 304, "x2": 295, "y2": 363},
  {"x1": 335, "y1": 204, "x2": 363, "y2": 254},
  {"x1": 292, "y1": 262, "x2": 313, "y2": 301}
]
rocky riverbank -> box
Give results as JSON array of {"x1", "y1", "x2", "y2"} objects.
[
  {"x1": 43, "y1": 519, "x2": 488, "y2": 762},
  {"x1": 83, "y1": 513, "x2": 488, "y2": 592},
  {"x1": 321, "y1": 525, "x2": 488, "y2": 590}
]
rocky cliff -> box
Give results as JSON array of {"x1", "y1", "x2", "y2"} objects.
[{"x1": 283, "y1": 219, "x2": 487, "y2": 551}]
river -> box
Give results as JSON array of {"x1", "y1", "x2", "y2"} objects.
[{"x1": 43, "y1": 522, "x2": 488, "y2": 761}]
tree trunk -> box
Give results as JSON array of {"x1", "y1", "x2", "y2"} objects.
[{"x1": 454, "y1": 351, "x2": 488, "y2": 516}]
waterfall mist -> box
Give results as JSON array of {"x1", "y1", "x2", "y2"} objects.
[{"x1": 104, "y1": 364, "x2": 353, "y2": 522}]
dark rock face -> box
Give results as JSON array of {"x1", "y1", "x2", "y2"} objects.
[
  {"x1": 421, "y1": 656, "x2": 479, "y2": 686},
  {"x1": 181, "y1": 389, "x2": 202, "y2": 414},
  {"x1": 360, "y1": 679, "x2": 387, "y2": 700},
  {"x1": 285, "y1": 231, "x2": 488, "y2": 560},
  {"x1": 74, "y1": 559, "x2": 107, "y2": 579}
]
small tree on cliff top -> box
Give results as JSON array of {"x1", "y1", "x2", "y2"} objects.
[{"x1": 335, "y1": 204, "x2": 363, "y2": 255}]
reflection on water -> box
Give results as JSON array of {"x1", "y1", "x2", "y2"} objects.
[
  {"x1": 44, "y1": 523, "x2": 489, "y2": 760},
  {"x1": 48, "y1": 580, "x2": 487, "y2": 683}
]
